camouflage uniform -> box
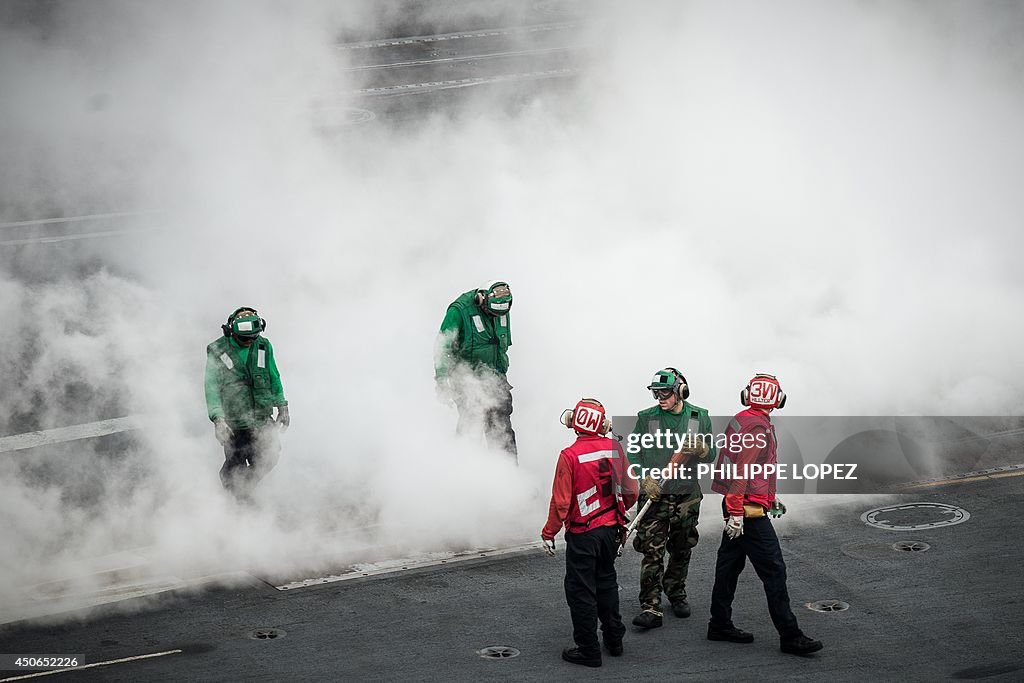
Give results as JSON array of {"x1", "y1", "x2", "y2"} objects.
[
  {"x1": 633, "y1": 493, "x2": 702, "y2": 609},
  {"x1": 627, "y1": 401, "x2": 716, "y2": 611}
]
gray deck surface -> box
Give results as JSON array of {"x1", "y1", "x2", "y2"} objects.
[{"x1": 1, "y1": 477, "x2": 1020, "y2": 681}]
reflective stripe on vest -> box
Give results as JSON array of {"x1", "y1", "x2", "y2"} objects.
[
  {"x1": 578, "y1": 449, "x2": 616, "y2": 464},
  {"x1": 257, "y1": 348, "x2": 266, "y2": 369},
  {"x1": 576, "y1": 486, "x2": 600, "y2": 516},
  {"x1": 565, "y1": 439, "x2": 627, "y2": 531},
  {"x1": 219, "y1": 353, "x2": 234, "y2": 370},
  {"x1": 472, "y1": 315, "x2": 485, "y2": 332}
]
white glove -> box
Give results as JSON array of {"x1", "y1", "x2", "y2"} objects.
[
  {"x1": 276, "y1": 405, "x2": 291, "y2": 432},
  {"x1": 213, "y1": 418, "x2": 233, "y2": 446},
  {"x1": 542, "y1": 537, "x2": 556, "y2": 557},
  {"x1": 725, "y1": 515, "x2": 744, "y2": 540}
]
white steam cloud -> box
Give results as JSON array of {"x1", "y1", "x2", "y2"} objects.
[{"x1": 1, "y1": 0, "x2": 1021, "y2": 622}]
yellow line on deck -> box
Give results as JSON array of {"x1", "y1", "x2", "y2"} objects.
[{"x1": 900, "y1": 469, "x2": 1024, "y2": 490}]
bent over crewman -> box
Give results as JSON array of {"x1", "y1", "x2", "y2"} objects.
[
  {"x1": 434, "y1": 281, "x2": 516, "y2": 461},
  {"x1": 542, "y1": 398, "x2": 639, "y2": 668},
  {"x1": 707, "y1": 373, "x2": 823, "y2": 656},
  {"x1": 627, "y1": 368, "x2": 716, "y2": 629},
  {"x1": 205, "y1": 307, "x2": 289, "y2": 501}
]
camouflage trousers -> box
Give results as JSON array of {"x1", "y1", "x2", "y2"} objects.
[{"x1": 632, "y1": 494, "x2": 702, "y2": 610}]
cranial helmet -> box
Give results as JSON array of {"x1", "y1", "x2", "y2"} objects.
[
  {"x1": 478, "y1": 281, "x2": 512, "y2": 316},
  {"x1": 646, "y1": 368, "x2": 689, "y2": 400},
  {"x1": 560, "y1": 398, "x2": 612, "y2": 436},
  {"x1": 222, "y1": 306, "x2": 266, "y2": 339},
  {"x1": 741, "y1": 373, "x2": 786, "y2": 410}
]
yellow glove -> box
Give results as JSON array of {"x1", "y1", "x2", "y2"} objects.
[
  {"x1": 676, "y1": 435, "x2": 709, "y2": 461},
  {"x1": 642, "y1": 477, "x2": 662, "y2": 501}
]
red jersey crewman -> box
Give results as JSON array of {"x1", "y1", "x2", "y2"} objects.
[
  {"x1": 542, "y1": 398, "x2": 639, "y2": 668},
  {"x1": 707, "y1": 374, "x2": 823, "y2": 656}
]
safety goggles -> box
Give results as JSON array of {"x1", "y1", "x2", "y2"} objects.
[
  {"x1": 231, "y1": 315, "x2": 262, "y2": 337},
  {"x1": 652, "y1": 389, "x2": 674, "y2": 400}
]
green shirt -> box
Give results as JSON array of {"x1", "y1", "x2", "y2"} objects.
[
  {"x1": 205, "y1": 335, "x2": 286, "y2": 429},
  {"x1": 627, "y1": 401, "x2": 716, "y2": 496},
  {"x1": 435, "y1": 290, "x2": 512, "y2": 379}
]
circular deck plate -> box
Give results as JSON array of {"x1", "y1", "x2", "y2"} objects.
[
  {"x1": 861, "y1": 502, "x2": 970, "y2": 531},
  {"x1": 892, "y1": 540, "x2": 931, "y2": 552},
  {"x1": 478, "y1": 646, "x2": 521, "y2": 660},
  {"x1": 806, "y1": 599, "x2": 850, "y2": 612},
  {"x1": 247, "y1": 628, "x2": 286, "y2": 640}
]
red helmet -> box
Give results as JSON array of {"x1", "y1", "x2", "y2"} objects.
[
  {"x1": 560, "y1": 398, "x2": 612, "y2": 436},
  {"x1": 741, "y1": 374, "x2": 787, "y2": 410}
]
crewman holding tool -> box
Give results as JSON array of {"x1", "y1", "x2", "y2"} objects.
[{"x1": 628, "y1": 368, "x2": 716, "y2": 629}]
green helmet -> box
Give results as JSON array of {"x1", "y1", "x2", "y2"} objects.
[
  {"x1": 479, "y1": 281, "x2": 512, "y2": 316},
  {"x1": 222, "y1": 307, "x2": 265, "y2": 339},
  {"x1": 647, "y1": 367, "x2": 689, "y2": 399},
  {"x1": 231, "y1": 315, "x2": 263, "y2": 338}
]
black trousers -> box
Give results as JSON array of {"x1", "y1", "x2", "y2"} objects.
[
  {"x1": 709, "y1": 515, "x2": 801, "y2": 638},
  {"x1": 219, "y1": 423, "x2": 281, "y2": 500},
  {"x1": 455, "y1": 374, "x2": 517, "y2": 461},
  {"x1": 564, "y1": 525, "x2": 625, "y2": 656}
]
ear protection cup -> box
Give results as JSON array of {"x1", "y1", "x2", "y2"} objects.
[{"x1": 665, "y1": 367, "x2": 690, "y2": 400}]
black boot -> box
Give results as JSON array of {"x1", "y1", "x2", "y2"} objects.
[
  {"x1": 602, "y1": 637, "x2": 623, "y2": 657},
  {"x1": 671, "y1": 599, "x2": 691, "y2": 618},
  {"x1": 562, "y1": 647, "x2": 601, "y2": 667},
  {"x1": 781, "y1": 633, "x2": 823, "y2": 656},
  {"x1": 707, "y1": 623, "x2": 754, "y2": 643},
  {"x1": 632, "y1": 609, "x2": 663, "y2": 629}
]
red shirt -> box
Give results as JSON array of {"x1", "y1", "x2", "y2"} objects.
[
  {"x1": 712, "y1": 407, "x2": 778, "y2": 517},
  {"x1": 542, "y1": 435, "x2": 638, "y2": 539}
]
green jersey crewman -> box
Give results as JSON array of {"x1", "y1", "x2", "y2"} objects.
[
  {"x1": 434, "y1": 281, "x2": 516, "y2": 462},
  {"x1": 628, "y1": 368, "x2": 716, "y2": 629},
  {"x1": 205, "y1": 306, "x2": 289, "y2": 501}
]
